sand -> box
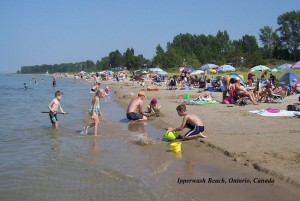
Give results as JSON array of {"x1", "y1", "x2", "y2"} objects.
[{"x1": 99, "y1": 78, "x2": 300, "y2": 187}]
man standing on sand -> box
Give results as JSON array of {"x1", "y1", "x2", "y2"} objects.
[
  {"x1": 126, "y1": 91, "x2": 148, "y2": 123},
  {"x1": 220, "y1": 75, "x2": 230, "y2": 102}
]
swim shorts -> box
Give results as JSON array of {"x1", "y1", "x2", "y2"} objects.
[
  {"x1": 185, "y1": 122, "x2": 204, "y2": 137},
  {"x1": 126, "y1": 112, "x2": 143, "y2": 120},
  {"x1": 49, "y1": 113, "x2": 58, "y2": 124}
]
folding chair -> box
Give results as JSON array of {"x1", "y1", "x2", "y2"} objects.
[{"x1": 269, "y1": 93, "x2": 287, "y2": 103}]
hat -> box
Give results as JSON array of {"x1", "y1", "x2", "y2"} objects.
[
  {"x1": 138, "y1": 91, "x2": 146, "y2": 97},
  {"x1": 151, "y1": 98, "x2": 157, "y2": 105}
]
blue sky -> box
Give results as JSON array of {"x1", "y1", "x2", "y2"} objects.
[{"x1": 0, "y1": 0, "x2": 299, "y2": 73}]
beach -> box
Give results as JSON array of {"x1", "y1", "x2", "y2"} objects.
[
  {"x1": 110, "y1": 78, "x2": 300, "y2": 187},
  {"x1": 1, "y1": 74, "x2": 300, "y2": 201}
]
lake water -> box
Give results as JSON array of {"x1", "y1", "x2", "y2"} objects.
[{"x1": 0, "y1": 74, "x2": 299, "y2": 201}]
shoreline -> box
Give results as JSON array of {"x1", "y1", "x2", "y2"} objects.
[{"x1": 104, "y1": 78, "x2": 300, "y2": 188}]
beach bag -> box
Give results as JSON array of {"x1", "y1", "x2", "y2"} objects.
[
  {"x1": 286, "y1": 105, "x2": 300, "y2": 111},
  {"x1": 223, "y1": 96, "x2": 231, "y2": 104}
]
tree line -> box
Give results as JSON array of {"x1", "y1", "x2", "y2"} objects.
[{"x1": 19, "y1": 10, "x2": 300, "y2": 74}]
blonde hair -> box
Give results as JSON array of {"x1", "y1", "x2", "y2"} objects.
[{"x1": 95, "y1": 89, "x2": 105, "y2": 96}]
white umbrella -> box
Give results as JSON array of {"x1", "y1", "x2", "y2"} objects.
[
  {"x1": 217, "y1": 65, "x2": 236, "y2": 72},
  {"x1": 199, "y1": 63, "x2": 219, "y2": 71},
  {"x1": 190, "y1": 70, "x2": 204, "y2": 75},
  {"x1": 156, "y1": 70, "x2": 168, "y2": 75},
  {"x1": 250, "y1": 65, "x2": 270, "y2": 72},
  {"x1": 277, "y1": 63, "x2": 292, "y2": 69},
  {"x1": 148, "y1": 67, "x2": 163, "y2": 72}
]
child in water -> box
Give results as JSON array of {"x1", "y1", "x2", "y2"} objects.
[
  {"x1": 168, "y1": 104, "x2": 207, "y2": 140},
  {"x1": 48, "y1": 90, "x2": 67, "y2": 128},
  {"x1": 84, "y1": 90, "x2": 105, "y2": 135}
]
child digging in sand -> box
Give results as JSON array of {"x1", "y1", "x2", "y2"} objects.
[{"x1": 168, "y1": 104, "x2": 207, "y2": 140}]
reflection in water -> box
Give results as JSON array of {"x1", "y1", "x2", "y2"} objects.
[
  {"x1": 49, "y1": 129, "x2": 60, "y2": 151},
  {"x1": 86, "y1": 136, "x2": 100, "y2": 164},
  {"x1": 128, "y1": 122, "x2": 147, "y2": 133}
]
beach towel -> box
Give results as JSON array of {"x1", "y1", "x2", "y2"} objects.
[
  {"x1": 249, "y1": 110, "x2": 300, "y2": 117},
  {"x1": 178, "y1": 99, "x2": 220, "y2": 105}
]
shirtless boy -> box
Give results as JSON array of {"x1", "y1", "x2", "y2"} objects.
[
  {"x1": 126, "y1": 91, "x2": 148, "y2": 123},
  {"x1": 168, "y1": 104, "x2": 206, "y2": 140},
  {"x1": 48, "y1": 90, "x2": 67, "y2": 128}
]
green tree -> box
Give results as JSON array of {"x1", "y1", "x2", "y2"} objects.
[
  {"x1": 277, "y1": 10, "x2": 300, "y2": 61},
  {"x1": 259, "y1": 26, "x2": 279, "y2": 59},
  {"x1": 109, "y1": 50, "x2": 123, "y2": 68}
]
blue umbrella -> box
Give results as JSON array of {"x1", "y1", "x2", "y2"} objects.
[
  {"x1": 199, "y1": 64, "x2": 219, "y2": 71},
  {"x1": 217, "y1": 65, "x2": 236, "y2": 73}
]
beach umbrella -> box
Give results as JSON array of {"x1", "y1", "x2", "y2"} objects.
[
  {"x1": 155, "y1": 70, "x2": 168, "y2": 75},
  {"x1": 184, "y1": 67, "x2": 195, "y2": 73},
  {"x1": 267, "y1": 68, "x2": 283, "y2": 73},
  {"x1": 250, "y1": 65, "x2": 270, "y2": 72},
  {"x1": 291, "y1": 61, "x2": 300, "y2": 69},
  {"x1": 134, "y1": 70, "x2": 148, "y2": 75},
  {"x1": 148, "y1": 67, "x2": 163, "y2": 72},
  {"x1": 199, "y1": 63, "x2": 219, "y2": 71},
  {"x1": 177, "y1": 67, "x2": 185, "y2": 71},
  {"x1": 217, "y1": 65, "x2": 236, "y2": 73},
  {"x1": 207, "y1": 69, "x2": 217, "y2": 74},
  {"x1": 190, "y1": 70, "x2": 204, "y2": 75},
  {"x1": 277, "y1": 63, "x2": 292, "y2": 69}
]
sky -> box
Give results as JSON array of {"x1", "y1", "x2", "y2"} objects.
[{"x1": 0, "y1": 0, "x2": 299, "y2": 73}]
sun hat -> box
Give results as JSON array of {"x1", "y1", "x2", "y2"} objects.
[
  {"x1": 151, "y1": 98, "x2": 157, "y2": 105},
  {"x1": 138, "y1": 91, "x2": 146, "y2": 97}
]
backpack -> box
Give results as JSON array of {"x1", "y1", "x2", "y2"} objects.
[{"x1": 286, "y1": 104, "x2": 300, "y2": 111}]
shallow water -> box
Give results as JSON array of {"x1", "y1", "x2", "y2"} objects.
[{"x1": 0, "y1": 74, "x2": 299, "y2": 201}]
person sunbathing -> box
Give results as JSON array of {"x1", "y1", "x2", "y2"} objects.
[{"x1": 234, "y1": 78, "x2": 258, "y2": 105}]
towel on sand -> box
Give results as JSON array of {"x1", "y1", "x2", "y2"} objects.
[{"x1": 249, "y1": 110, "x2": 300, "y2": 117}]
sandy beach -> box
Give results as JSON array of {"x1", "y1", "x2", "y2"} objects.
[{"x1": 103, "y1": 78, "x2": 300, "y2": 188}]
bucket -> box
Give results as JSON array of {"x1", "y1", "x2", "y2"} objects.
[
  {"x1": 163, "y1": 131, "x2": 177, "y2": 141},
  {"x1": 170, "y1": 142, "x2": 181, "y2": 153},
  {"x1": 184, "y1": 94, "x2": 191, "y2": 99}
]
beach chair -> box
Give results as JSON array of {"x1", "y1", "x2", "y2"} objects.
[{"x1": 269, "y1": 93, "x2": 287, "y2": 103}]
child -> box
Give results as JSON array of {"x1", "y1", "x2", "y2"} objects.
[
  {"x1": 48, "y1": 90, "x2": 67, "y2": 128},
  {"x1": 168, "y1": 104, "x2": 206, "y2": 140},
  {"x1": 147, "y1": 98, "x2": 161, "y2": 116},
  {"x1": 84, "y1": 90, "x2": 104, "y2": 135}
]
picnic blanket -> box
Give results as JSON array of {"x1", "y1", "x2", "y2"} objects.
[
  {"x1": 178, "y1": 99, "x2": 220, "y2": 105},
  {"x1": 249, "y1": 110, "x2": 300, "y2": 117}
]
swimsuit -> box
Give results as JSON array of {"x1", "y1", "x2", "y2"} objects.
[
  {"x1": 89, "y1": 100, "x2": 101, "y2": 115},
  {"x1": 49, "y1": 113, "x2": 58, "y2": 124},
  {"x1": 126, "y1": 112, "x2": 143, "y2": 120},
  {"x1": 185, "y1": 122, "x2": 204, "y2": 138}
]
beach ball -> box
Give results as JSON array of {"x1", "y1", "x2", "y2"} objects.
[{"x1": 164, "y1": 131, "x2": 177, "y2": 141}]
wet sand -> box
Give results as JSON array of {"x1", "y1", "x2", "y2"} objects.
[{"x1": 106, "y1": 78, "x2": 300, "y2": 190}]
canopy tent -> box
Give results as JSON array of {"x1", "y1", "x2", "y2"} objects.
[
  {"x1": 217, "y1": 65, "x2": 236, "y2": 73},
  {"x1": 199, "y1": 63, "x2": 219, "y2": 71},
  {"x1": 279, "y1": 72, "x2": 300, "y2": 85},
  {"x1": 230, "y1": 73, "x2": 247, "y2": 86},
  {"x1": 291, "y1": 61, "x2": 300, "y2": 69}
]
